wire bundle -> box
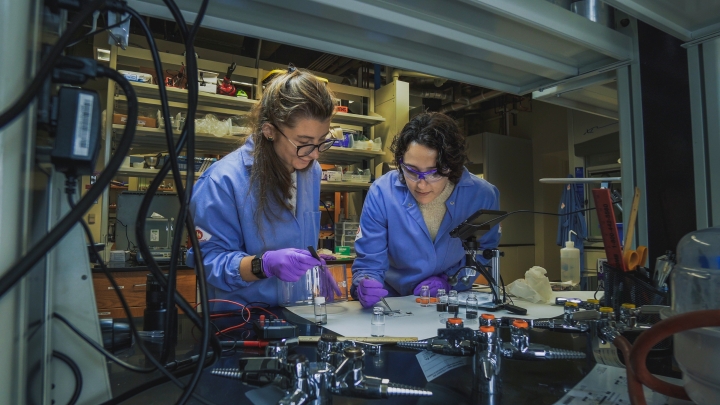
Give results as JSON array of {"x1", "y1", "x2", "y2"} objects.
[{"x1": 0, "y1": 1, "x2": 223, "y2": 404}]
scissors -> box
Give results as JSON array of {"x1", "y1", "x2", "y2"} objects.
[{"x1": 622, "y1": 187, "x2": 648, "y2": 271}]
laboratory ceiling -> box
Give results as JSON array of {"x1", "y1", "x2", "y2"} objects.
[
  {"x1": 126, "y1": 0, "x2": 633, "y2": 95},
  {"x1": 603, "y1": 0, "x2": 720, "y2": 41}
]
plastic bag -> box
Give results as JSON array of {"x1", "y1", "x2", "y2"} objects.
[
  {"x1": 195, "y1": 114, "x2": 230, "y2": 137},
  {"x1": 507, "y1": 266, "x2": 553, "y2": 304}
]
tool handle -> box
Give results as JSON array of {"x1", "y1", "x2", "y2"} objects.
[
  {"x1": 623, "y1": 187, "x2": 641, "y2": 254},
  {"x1": 307, "y1": 245, "x2": 321, "y2": 261}
]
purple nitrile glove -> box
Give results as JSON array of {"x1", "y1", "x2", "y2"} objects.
[
  {"x1": 319, "y1": 253, "x2": 336, "y2": 261},
  {"x1": 318, "y1": 262, "x2": 342, "y2": 302},
  {"x1": 356, "y1": 278, "x2": 388, "y2": 308},
  {"x1": 262, "y1": 248, "x2": 321, "y2": 282},
  {"x1": 413, "y1": 274, "x2": 450, "y2": 297}
]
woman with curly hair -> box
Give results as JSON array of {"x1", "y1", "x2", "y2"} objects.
[{"x1": 351, "y1": 112, "x2": 501, "y2": 308}]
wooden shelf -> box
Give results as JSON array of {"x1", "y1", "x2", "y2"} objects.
[
  {"x1": 121, "y1": 81, "x2": 257, "y2": 111},
  {"x1": 319, "y1": 147, "x2": 384, "y2": 165},
  {"x1": 116, "y1": 167, "x2": 201, "y2": 179},
  {"x1": 331, "y1": 112, "x2": 385, "y2": 127},
  {"x1": 110, "y1": 185, "x2": 128, "y2": 189},
  {"x1": 321, "y1": 181, "x2": 371, "y2": 192},
  {"x1": 112, "y1": 125, "x2": 243, "y2": 155}
]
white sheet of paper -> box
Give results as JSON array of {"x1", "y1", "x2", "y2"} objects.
[
  {"x1": 285, "y1": 291, "x2": 599, "y2": 341},
  {"x1": 553, "y1": 364, "x2": 687, "y2": 405},
  {"x1": 415, "y1": 351, "x2": 471, "y2": 381}
]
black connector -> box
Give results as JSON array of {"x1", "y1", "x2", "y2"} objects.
[
  {"x1": 50, "y1": 86, "x2": 101, "y2": 176},
  {"x1": 53, "y1": 56, "x2": 102, "y2": 85}
]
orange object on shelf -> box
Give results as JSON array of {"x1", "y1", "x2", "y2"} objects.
[{"x1": 334, "y1": 106, "x2": 349, "y2": 113}]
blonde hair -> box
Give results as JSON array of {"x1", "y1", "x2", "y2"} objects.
[{"x1": 248, "y1": 68, "x2": 335, "y2": 226}]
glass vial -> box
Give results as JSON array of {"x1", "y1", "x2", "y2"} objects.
[
  {"x1": 371, "y1": 306, "x2": 385, "y2": 337},
  {"x1": 314, "y1": 296, "x2": 327, "y2": 325},
  {"x1": 466, "y1": 293, "x2": 479, "y2": 320},
  {"x1": 436, "y1": 289, "x2": 448, "y2": 312},
  {"x1": 419, "y1": 285, "x2": 430, "y2": 307},
  {"x1": 447, "y1": 290, "x2": 459, "y2": 314}
]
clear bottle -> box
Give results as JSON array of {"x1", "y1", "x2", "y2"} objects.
[
  {"x1": 447, "y1": 290, "x2": 459, "y2": 314},
  {"x1": 561, "y1": 230, "x2": 581, "y2": 285},
  {"x1": 436, "y1": 289, "x2": 448, "y2": 312},
  {"x1": 465, "y1": 294, "x2": 479, "y2": 320},
  {"x1": 314, "y1": 296, "x2": 327, "y2": 325},
  {"x1": 370, "y1": 307, "x2": 385, "y2": 337},
  {"x1": 419, "y1": 285, "x2": 430, "y2": 307},
  {"x1": 671, "y1": 227, "x2": 720, "y2": 405}
]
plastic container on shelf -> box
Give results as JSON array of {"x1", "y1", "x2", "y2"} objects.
[
  {"x1": 670, "y1": 227, "x2": 720, "y2": 405},
  {"x1": 342, "y1": 173, "x2": 371, "y2": 183}
]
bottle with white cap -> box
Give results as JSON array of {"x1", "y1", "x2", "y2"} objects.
[{"x1": 561, "y1": 230, "x2": 581, "y2": 285}]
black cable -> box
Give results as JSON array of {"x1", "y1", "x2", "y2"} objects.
[
  {"x1": 320, "y1": 200, "x2": 335, "y2": 229},
  {"x1": 54, "y1": 312, "x2": 156, "y2": 373},
  {"x1": 52, "y1": 351, "x2": 82, "y2": 405},
  {"x1": 466, "y1": 207, "x2": 599, "y2": 231},
  {"x1": 66, "y1": 15, "x2": 131, "y2": 48},
  {"x1": 97, "y1": 358, "x2": 214, "y2": 405},
  {"x1": 121, "y1": 6, "x2": 184, "y2": 364},
  {"x1": 0, "y1": 0, "x2": 116, "y2": 130},
  {"x1": 499, "y1": 274, "x2": 513, "y2": 305},
  {"x1": 0, "y1": 66, "x2": 136, "y2": 298},
  {"x1": 125, "y1": 2, "x2": 214, "y2": 404},
  {"x1": 120, "y1": 3, "x2": 218, "y2": 375},
  {"x1": 114, "y1": 218, "x2": 135, "y2": 249}
]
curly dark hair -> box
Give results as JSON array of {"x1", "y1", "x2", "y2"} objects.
[{"x1": 389, "y1": 112, "x2": 467, "y2": 184}]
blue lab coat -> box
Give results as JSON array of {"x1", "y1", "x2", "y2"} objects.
[
  {"x1": 187, "y1": 137, "x2": 321, "y2": 309},
  {"x1": 352, "y1": 168, "x2": 501, "y2": 296}
]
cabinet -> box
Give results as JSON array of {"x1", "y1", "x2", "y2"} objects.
[
  {"x1": 92, "y1": 268, "x2": 196, "y2": 318},
  {"x1": 94, "y1": 44, "x2": 386, "y2": 259}
]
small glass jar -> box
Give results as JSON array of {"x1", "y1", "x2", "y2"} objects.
[
  {"x1": 314, "y1": 296, "x2": 327, "y2": 325},
  {"x1": 436, "y1": 289, "x2": 448, "y2": 312},
  {"x1": 465, "y1": 294, "x2": 479, "y2": 320},
  {"x1": 447, "y1": 290, "x2": 459, "y2": 314},
  {"x1": 419, "y1": 285, "x2": 430, "y2": 307},
  {"x1": 371, "y1": 307, "x2": 385, "y2": 337}
]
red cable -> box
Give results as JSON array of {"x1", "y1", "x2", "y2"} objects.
[
  {"x1": 247, "y1": 306, "x2": 278, "y2": 318},
  {"x1": 629, "y1": 309, "x2": 720, "y2": 402},
  {"x1": 613, "y1": 335, "x2": 647, "y2": 405}
]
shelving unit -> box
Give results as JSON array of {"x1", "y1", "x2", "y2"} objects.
[{"x1": 96, "y1": 44, "x2": 386, "y2": 260}]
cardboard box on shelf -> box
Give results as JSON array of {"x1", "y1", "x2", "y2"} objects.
[{"x1": 113, "y1": 113, "x2": 158, "y2": 128}]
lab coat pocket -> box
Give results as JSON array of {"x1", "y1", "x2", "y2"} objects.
[{"x1": 304, "y1": 211, "x2": 322, "y2": 247}]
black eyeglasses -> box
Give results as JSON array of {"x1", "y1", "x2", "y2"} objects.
[{"x1": 273, "y1": 124, "x2": 335, "y2": 157}]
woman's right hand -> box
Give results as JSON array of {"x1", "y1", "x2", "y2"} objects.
[{"x1": 262, "y1": 248, "x2": 320, "y2": 282}]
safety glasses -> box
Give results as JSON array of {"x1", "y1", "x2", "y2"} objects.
[
  {"x1": 273, "y1": 124, "x2": 335, "y2": 157},
  {"x1": 399, "y1": 159, "x2": 447, "y2": 183}
]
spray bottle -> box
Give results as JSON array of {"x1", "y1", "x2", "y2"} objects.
[{"x1": 561, "y1": 230, "x2": 581, "y2": 285}]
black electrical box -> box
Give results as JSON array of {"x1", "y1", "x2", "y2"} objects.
[
  {"x1": 252, "y1": 319, "x2": 298, "y2": 340},
  {"x1": 50, "y1": 87, "x2": 101, "y2": 176}
]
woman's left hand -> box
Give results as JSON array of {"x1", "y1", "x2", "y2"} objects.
[{"x1": 413, "y1": 275, "x2": 450, "y2": 297}]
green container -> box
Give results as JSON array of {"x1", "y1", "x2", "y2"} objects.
[{"x1": 334, "y1": 246, "x2": 351, "y2": 255}]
